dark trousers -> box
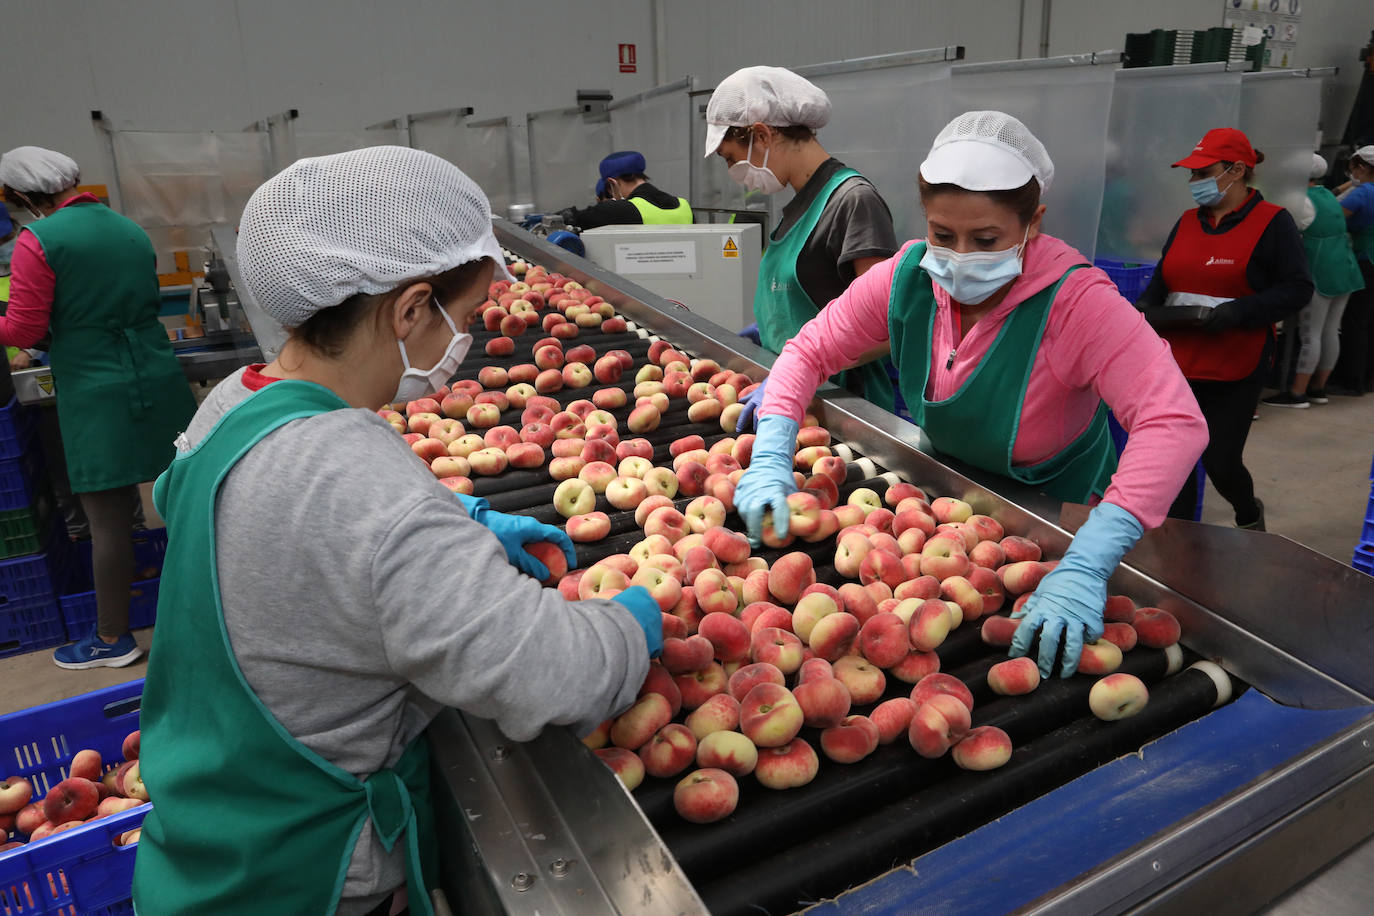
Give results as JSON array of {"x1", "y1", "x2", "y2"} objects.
[
  {"x1": 1332, "y1": 259, "x2": 1374, "y2": 392},
  {"x1": 1168, "y1": 345, "x2": 1269, "y2": 524}
]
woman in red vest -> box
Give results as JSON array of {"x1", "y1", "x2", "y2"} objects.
[{"x1": 1137, "y1": 128, "x2": 1312, "y2": 531}]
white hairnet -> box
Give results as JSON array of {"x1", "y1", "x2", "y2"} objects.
[
  {"x1": 704, "y1": 66, "x2": 831, "y2": 157},
  {"x1": 920, "y1": 111, "x2": 1055, "y2": 198},
  {"x1": 1354, "y1": 145, "x2": 1374, "y2": 168},
  {"x1": 0, "y1": 146, "x2": 80, "y2": 194},
  {"x1": 237, "y1": 146, "x2": 510, "y2": 328},
  {"x1": 1310, "y1": 153, "x2": 1329, "y2": 180}
]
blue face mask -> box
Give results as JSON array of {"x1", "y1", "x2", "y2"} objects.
[
  {"x1": 1189, "y1": 166, "x2": 1238, "y2": 207},
  {"x1": 919, "y1": 228, "x2": 1029, "y2": 305}
]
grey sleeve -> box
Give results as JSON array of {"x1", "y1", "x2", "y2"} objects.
[
  {"x1": 825, "y1": 178, "x2": 900, "y2": 274},
  {"x1": 370, "y1": 494, "x2": 650, "y2": 741}
]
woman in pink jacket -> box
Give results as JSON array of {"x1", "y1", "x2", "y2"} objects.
[{"x1": 736, "y1": 112, "x2": 1207, "y2": 678}]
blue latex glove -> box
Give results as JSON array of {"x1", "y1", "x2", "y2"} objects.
[
  {"x1": 611, "y1": 585, "x2": 664, "y2": 658},
  {"x1": 451, "y1": 492, "x2": 577, "y2": 581},
  {"x1": 736, "y1": 377, "x2": 767, "y2": 433},
  {"x1": 734, "y1": 414, "x2": 800, "y2": 547},
  {"x1": 1009, "y1": 502, "x2": 1144, "y2": 678}
]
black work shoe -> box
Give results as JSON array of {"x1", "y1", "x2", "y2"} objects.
[
  {"x1": 1237, "y1": 498, "x2": 1266, "y2": 532},
  {"x1": 1261, "y1": 391, "x2": 1310, "y2": 408},
  {"x1": 1306, "y1": 388, "x2": 1330, "y2": 404}
]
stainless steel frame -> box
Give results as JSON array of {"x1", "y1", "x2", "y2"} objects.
[{"x1": 422, "y1": 221, "x2": 1374, "y2": 914}]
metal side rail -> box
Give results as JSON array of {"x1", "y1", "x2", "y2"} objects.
[{"x1": 427, "y1": 708, "x2": 705, "y2": 916}]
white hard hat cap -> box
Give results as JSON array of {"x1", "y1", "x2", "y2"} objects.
[
  {"x1": 237, "y1": 146, "x2": 510, "y2": 329},
  {"x1": 0, "y1": 146, "x2": 80, "y2": 194},
  {"x1": 920, "y1": 111, "x2": 1055, "y2": 197},
  {"x1": 703, "y1": 66, "x2": 831, "y2": 158},
  {"x1": 1310, "y1": 152, "x2": 1329, "y2": 179},
  {"x1": 1354, "y1": 145, "x2": 1374, "y2": 168}
]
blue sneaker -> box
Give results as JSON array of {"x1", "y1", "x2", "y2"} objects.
[{"x1": 53, "y1": 629, "x2": 144, "y2": 670}]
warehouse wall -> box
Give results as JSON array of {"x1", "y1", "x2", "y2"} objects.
[
  {"x1": 3, "y1": 1, "x2": 1370, "y2": 208},
  {"x1": 1, "y1": 0, "x2": 657, "y2": 200},
  {"x1": 662, "y1": 0, "x2": 1369, "y2": 145}
]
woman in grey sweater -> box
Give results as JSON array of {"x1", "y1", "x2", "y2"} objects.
[{"x1": 132, "y1": 147, "x2": 661, "y2": 916}]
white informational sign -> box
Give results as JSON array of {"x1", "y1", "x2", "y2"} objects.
[
  {"x1": 613, "y1": 241, "x2": 697, "y2": 275},
  {"x1": 1223, "y1": 0, "x2": 1302, "y2": 69}
]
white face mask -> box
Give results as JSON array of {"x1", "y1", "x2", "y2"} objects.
[
  {"x1": 727, "y1": 134, "x2": 785, "y2": 194},
  {"x1": 394, "y1": 298, "x2": 472, "y2": 403}
]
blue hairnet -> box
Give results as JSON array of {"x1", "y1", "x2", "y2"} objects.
[{"x1": 599, "y1": 151, "x2": 646, "y2": 179}]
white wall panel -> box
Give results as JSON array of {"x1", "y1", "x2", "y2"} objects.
[
  {"x1": 661, "y1": 0, "x2": 1024, "y2": 85},
  {"x1": 1, "y1": 0, "x2": 654, "y2": 200}
]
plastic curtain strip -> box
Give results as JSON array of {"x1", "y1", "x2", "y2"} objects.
[
  {"x1": 110, "y1": 131, "x2": 271, "y2": 272},
  {"x1": 610, "y1": 90, "x2": 692, "y2": 207},
  {"x1": 527, "y1": 110, "x2": 612, "y2": 213},
  {"x1": 1095, "y1": 66, "x2": 1243, "y2": 264},
  {"x1": 1239, "y1": 73, "x2": 1324, "y2": 218},
  {"x1": 950, "y1": 59, "x2": 1118, "y2": 261},
  {"x1": 411, "y1": 115, "x2": 517, "y2": 214}
]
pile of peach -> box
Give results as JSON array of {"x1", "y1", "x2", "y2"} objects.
[
  {"x1": 0, "y1": 729, "x2": 146, "y2": 853},
  {"x1": 575, "y1": 481, "x2": 1180, "y2": 824},
  {"x1": 382, "y1": 257, "x2": 1185, "y2": 826},
  {"x1": 381, "y1": 265, "x2": 760, "y2": 510}
]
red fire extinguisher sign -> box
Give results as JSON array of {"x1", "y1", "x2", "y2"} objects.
[{"x1": 619, "y1": 44, "x2": 637, "y2": 73}]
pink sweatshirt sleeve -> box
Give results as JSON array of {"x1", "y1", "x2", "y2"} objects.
[
  {"x1": 761, "y1": 242, "x2": 915, "y2": 422},
  {"x1": 0, "y1": 230, "x2": 56, "y2": 349},
  {"x1": 1043, "y1": 270, "x2": 1208, "y2": 529}
]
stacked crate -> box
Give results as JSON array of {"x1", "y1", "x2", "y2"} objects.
[
  {"x1": 1354, "y1": 456, "x2": 1374, "y2": 576},
  {"x1": 1123, "y1": 27, "x2": 1265, "y2": 71},
  {"x1": 60, "y1": 527, "x2": 167, "y2": 636},
  {"x1": 0, "y1": 397, "x2": 73, "y2": 658}
]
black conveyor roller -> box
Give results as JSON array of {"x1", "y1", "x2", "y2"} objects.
[
  {"x1": 439, "y1": 295, "x2": 1245, "y2": 915},
  {"x1": 696, "y1": 663, "x2": 1232, "y2": 916}
]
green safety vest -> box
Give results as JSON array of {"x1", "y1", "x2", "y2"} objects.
[
  {"x1": 629, "y1": 195, "x2": 693, "y2": 224},
  {"x1": 888, "y1": 243, "x2": 1116, "y2": 503},
  {"x1": 754, "y1": 167, "x2": 896, "y2": 411},
  {"x1": 1303, "y1": 186, "x2": 1365, "y2": 296},
  {"x1": 133, "y1": 380, "x2": 437, "y2": 916},
  {"x1": 23, "y1": 202, "x2": 196, "y2": 491}
]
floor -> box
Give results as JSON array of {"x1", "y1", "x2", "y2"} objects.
[{"x1": 2, "y1": 388, "x2": 1372, "y2": 718}]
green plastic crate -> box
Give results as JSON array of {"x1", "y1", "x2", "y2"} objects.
[{"x1": 0, "y1": 487, "x2": 55, "y2": 559}]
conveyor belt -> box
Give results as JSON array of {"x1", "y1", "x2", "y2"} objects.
[{"x1": 433, "y1": 295, "x2": 1249, "y2": 914}]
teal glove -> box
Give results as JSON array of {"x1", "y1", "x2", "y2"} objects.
[
  {"x1": 736, "y1": 378, "x2": 767, "y2": 432},
  {"x1": 611, "y1": 585, "x2": 664, "y2": 658},
  {"x1": 734, "y1": 414, "x2": 799, "y2": 547},
  {"x1": 1010, "y1": 502, "x2": 1144, "y2": 678},
  {"x1": 452, "y1": 492, "x2": 577, "y2": 581}
]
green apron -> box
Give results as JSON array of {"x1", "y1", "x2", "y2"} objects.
[
  {"x1": 755, "y1": 168, "x2": 897, "y2": 412},
  {"x1": 1350, "y1": 222, "x2": 1374, "y2": 265},
  {"x1": 888, "y1": 243, "x2": 1116, "y2": 502},
  {"x1": 133, "y1": 380, "x2": 437, "y2": 916},
  {"x1": 1303, "y1": 186, "x2": 1365, "y2": 296},
  {"x1": 23, "y1": 203, "x2": 196, "y2": 492}
]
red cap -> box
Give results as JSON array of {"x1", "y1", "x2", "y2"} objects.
[{"x1": 1172, "y1": 128, "x2": 1256, "y2": 169}]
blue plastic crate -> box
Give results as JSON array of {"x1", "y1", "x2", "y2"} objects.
[
  {"x1": 71, "y1": 528, "x2": 167, "y2": 588},
  {"x1": 0, "y1": 533, "x2": 74, "y2": 610},
  {"x1": 0, "y1": 597, "x2": 65, "y2": 660},
  {"x1": 0, "y1": 429, "x2": 45, "y2": 513},
  {"x1": 1094, "y1": 258, "x2": 1155, "y2": 304},
  {"x1": 0, "y1": 680, "x2": 147, "y2": 915},
  {"x1": 1354, "y1": 544, "x2": 1374, "y2": 577},
  {"x1": 59, "y1": 578, "x2": 160, "y2": 640},
  {"x1": 0, "y1": 396, "x2": 39, "y2": 462}
]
